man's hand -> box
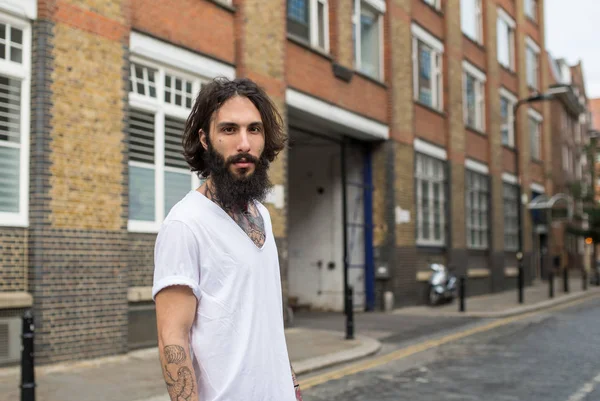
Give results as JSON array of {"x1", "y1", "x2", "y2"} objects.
[{"x1": 291, "y1": 364, "x2": 303, "y2": 401}]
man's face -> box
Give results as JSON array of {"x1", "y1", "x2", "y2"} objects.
[
  {"x1": 199, "y1": 96, "x2": 271, "y2": 210},
  {"x1": 201, "y1": 95, "x2": 265, "y2": 178}
]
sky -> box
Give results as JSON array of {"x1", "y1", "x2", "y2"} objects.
[{"x1": 545, "y1": 0, "x2": 600, "y2": 99}]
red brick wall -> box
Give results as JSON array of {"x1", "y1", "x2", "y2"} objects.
[
  {"x1": 466, "y1": 129, "x2": 489, "y2": 163},
  {"x1": 463, "y1": 37, "x2": 487, "y2": 71},
  {"x1": 412, "y1": 0, "x2": 444, "y2": 39},
  {"x1": 415, "y1": 104, "x2": 446, "y2": 147},
  {"x1": 131, "y1": 0, "x2": 235, "y2": 64},
  {"x1": 286, "y1": 41, "x2": 388, "y2": 123},
  {"x1": 503, "y1": 148, "x2": 517, "y2": 173}
]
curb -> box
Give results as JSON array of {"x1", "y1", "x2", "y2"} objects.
[
  {"x1": 293, "y1": 334, "x2": 382, "y2": 376},
  {"x1": 394, "y1": 286, "x2": 600, "y2": 318}
]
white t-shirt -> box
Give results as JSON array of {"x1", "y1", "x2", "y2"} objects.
[{"x1": 152, "y1": 190, "x2": 296, "y2": 401}]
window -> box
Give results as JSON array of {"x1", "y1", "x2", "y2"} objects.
[
  {"x1": 562, "y1": 145, "x2": 569, "y2": 171},
  {"x1": 529, "y1": 108, "x2": 543, "y2": 160},
  {"x1": 466, "y1": 170, "x2": 489, "y2": 249},
  {"x1": 499, "y1": 88, "x2": 516, "y2": 147},
  {"x1": 524, "y1": 0, "x2": 537, "y2": 21},
  {"x1": 497, "y1": 8, "x2": 515, "y2": 70},
  {"x1": 461, "y1": 0, "x2": 483, "y2": 43},
  {"x1": 463, "y1": 61, "x2": 486, "y2": 132},
  {"x1": 415, "y1": 153, "x2": 446, "y2": 246},
  {"x1": 0, "y1": 15, "x2": 31, "y2": 227},
  {"x1": 423, "y1": 0, "x2": 441, "y2": 9},
  {"x1": 354, "y1": 0, "x2": 385, "y2": 80},
  {"x1": 287, "y1": 0, "x2": 329, "y2": 52},
  {"x1": 412, "y1": 24, "x2": 444, "y2": 110},
  {"x1": 526, "y1": 37, "x2": 540, "y2": 89},
  {"x1": 128, "y1": 60, "x2": 204, "y2": 231},
  {"x1": 503, "y1": 183, "x2": 519, "y2": 251}
]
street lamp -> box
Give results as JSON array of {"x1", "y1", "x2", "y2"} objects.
[{"x1": 512, "y1": 85, "x2": 571, "y2": 303}]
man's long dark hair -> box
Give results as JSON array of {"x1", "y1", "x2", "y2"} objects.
[{"x1": 182, "y1": 77, "x2": 286, "y2": 177}]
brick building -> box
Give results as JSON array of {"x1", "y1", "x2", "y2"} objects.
[{"x1": 0, "y1": 0, "x2": 584, "y2": 365}]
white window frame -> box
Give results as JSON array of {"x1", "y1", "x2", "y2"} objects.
[
  {"x1": 414, "y1": 144, "x2": 447, "y2": 247},
  {"x1": 528, "y1": 107, "x2": 543, "y2": 161},
  {"x1": 353, "y1": 0, "x2": 385, "y2": 81},
  {"x1": 128, "y1": 33, "x2": 235, "y2": 233},
  {"x1": 287, "y1": 0, "x2": 330, "y2": 52},
  {"x1": 496, "y1": 8, "x2": 515, "y2": 71},
  {"x1": 499, "y1": 87, "x2": 517, "y2": 148},
  {"x1": 525, "y1": 36, "x2": 540, "y2": 90},
  {"x1": 463, "y1": 61, "x2": 486, "y2": 132},
  {"x1": 461, "y1": 0, "x2": 483, "y2": 44},
  {"x1": 524, "y1": 0, "x2": 537, "y2": 22},
  {"x1": 466, "y1": 165, "x2": 490, "y2": 250},
  {"x1": 0, "y1": 13, "x2": 31, "y2": 228},
  {"x1": 423, "y1": 0, "x2": 441, "y2": 10},
  {"x1": 412, "y1": 23, "x2": 444, "y2": 111}
]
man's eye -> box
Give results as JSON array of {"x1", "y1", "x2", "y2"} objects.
[
  {"x1": 223, "y1": 127, "x2": 235, "y2": 133},
  {"x1": 250, "y1": 126, "x2": 262, "y2": 133}
]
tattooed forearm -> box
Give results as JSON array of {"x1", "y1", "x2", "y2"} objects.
[{"x1": 161, "y1": 344, "x2": 197, "y2": 401}]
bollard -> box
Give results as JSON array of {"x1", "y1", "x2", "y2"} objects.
[
  {"x1": 563, "y1": 268, "x2": 569, "y2": 293},
  {"x1": 549, "y1": 271, "x2": 554, "y2": 299},
  {"x1": 345, "y1": 286, "x2": 354, "y2": 340},
  {"x1": 518, "y1": 265, "x2": 524, "y2": 304},
  {"x1": 21, "y1": 310, "x2": 35, "y2": 401},
  {"x1": 583, "y1": 270, "x2": 588, "y2": 291},
  {"x1": 459, "y1": 276, "x2": 466, "y2": 312}
]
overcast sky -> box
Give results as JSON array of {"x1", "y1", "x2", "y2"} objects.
[{"x1": 545, "y1": 0, "x2": 600, "y2": 99}]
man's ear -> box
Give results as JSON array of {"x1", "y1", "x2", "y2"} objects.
[{"x1": 199, "y1": 129, "x2": 208, "y2": 151}]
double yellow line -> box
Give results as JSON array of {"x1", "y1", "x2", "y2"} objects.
[{"x1": 299, "y1": 294, "x2": 600, "y2": 390}]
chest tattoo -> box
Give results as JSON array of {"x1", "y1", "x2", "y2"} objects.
[{"x1": 229, "y1": 204, "x2": 266, "y2": 248}]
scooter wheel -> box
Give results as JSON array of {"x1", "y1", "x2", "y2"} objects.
[{"x1": 429, "y1": 287, "x2": 441, "y2": 305}]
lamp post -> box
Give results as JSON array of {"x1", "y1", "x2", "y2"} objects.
[{"x1": 512, "y1": 85, "x2": 571, "y2": 303}]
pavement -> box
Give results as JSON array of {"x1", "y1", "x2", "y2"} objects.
[{"x1": 0, "y1": 279, "x2": 598, "y2": 401}]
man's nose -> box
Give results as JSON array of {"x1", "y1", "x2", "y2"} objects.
[{"x1": 237, "y1": 129, "x2": 251, "y2": 152}]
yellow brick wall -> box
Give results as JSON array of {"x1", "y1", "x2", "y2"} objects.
[{"x1": 49, "y1": 24, "x2": 125, "y2": 230}]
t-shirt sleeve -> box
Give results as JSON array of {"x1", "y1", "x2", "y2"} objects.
[{"x1": 152, "y1": 220, "x2": 202, "y2": 302}]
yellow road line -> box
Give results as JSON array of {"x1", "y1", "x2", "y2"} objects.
[{"x1": 299, "y1": 293, "x2": 600, "y2": 390}]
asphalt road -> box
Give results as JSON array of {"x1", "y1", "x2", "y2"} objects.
[{"x1": 301, "y1": 296, "x2": 600, "y2": 401}]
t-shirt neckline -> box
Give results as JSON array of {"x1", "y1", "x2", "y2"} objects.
[{"x1": 192, "y1": 190, "x2": 267, "y2": 251}]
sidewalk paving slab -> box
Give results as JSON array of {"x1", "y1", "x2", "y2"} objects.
[{"x1": 0, "y1": 327, "x2": 380, "y2": 401}]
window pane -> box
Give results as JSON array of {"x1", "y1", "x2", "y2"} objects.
[
  {"x1": 0, "y1": 24, "x2": 5, "y2": 40},
  {"x1": 466, "y1": 74, "x2": 476, "y2": 127},
  {"x1": 10, "y1": 27, "x2": 22, "y2": 45},
  {"x1": 422, "y1": 181, "x2": 430, "y2": 239},
  {"x1": 287, "y1": 0, "x2": 309, "y2": 40},
  {"x1": 418, "y1": 41, "x2": 433, "y2": 107},
  {"x1": 164, "y1": 117, "x2": 187, "y2": 169},
  {"x1": 10, "y1": 47, "x2": 22, "y2": 64},
  {"x1": 461, "y1": 0, "x2": 478, "y2": 40},
  {"x1": 0, "y1": 146, "x2": 20, "y2": 213},
  {"x1": 0, "y1": 75, "x2": 22, "y2": 144},
  {"x1": 165, "y1": 171, "x2": 191, "y2": 217},
  {"x1": 360, "y1": 5, "x2": 380, "y2": 79},
  {"x1": 129, "y1": 109, "x2": 155, "y2": 164},
  {"x1": 497, "y1": 18, "x2": 510, "y2": 67},
  {"x1": 433, "y1": 183, "x2": 441, "y2": 240},
  {"x1": 318, "y1": 1, "x2": 326, "y2": 49},
  {"x1": 500, "y1": 96, "x2": 509, "y2": 145},
  {"x1": 129, "y1": 166, "x2": 155, "y2": 221}
]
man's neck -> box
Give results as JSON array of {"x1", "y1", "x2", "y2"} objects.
[{"x1": 201, "y1": 179, "x2": 248, "y2": 215}]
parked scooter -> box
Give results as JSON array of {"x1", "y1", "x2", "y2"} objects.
[{"x1": 428, "y1": 263, "x2": 457, "y2": 305}]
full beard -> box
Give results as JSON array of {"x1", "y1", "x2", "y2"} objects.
[{"x1": 203, "y1": 141, "x2": 272, "y2": 212}]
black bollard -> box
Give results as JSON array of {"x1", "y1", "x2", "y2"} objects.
[
  {"x1": 549, "y1": 270, "x2": 554, "y2": 299},
  {"x1": 518, "y1": 265, "x2": 524, "y2": 304},
  {"x1": 583, "y1": 270, "x2": 588, "y2": 291},
  {"x1": 21, "y1": 310, "x2": 35, "y2": 401},
  {"x1": 563, "y1": 268, "x2": 569, "y2": 293},
  {"x1": 459, "y1": 276, "x2": 466, "y2": 312},
  {"x1": 345, "y1": 286, "x2": 354, "y2": 340}
]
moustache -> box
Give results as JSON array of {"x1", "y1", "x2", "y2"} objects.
[{"x1": 226, "y1": 153, "x2": 260, "y2": 166}]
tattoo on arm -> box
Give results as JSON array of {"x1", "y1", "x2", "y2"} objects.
[
  {"x1": 291, "y1": 364, "x2": 303, "y2": 401},
  {"x1": 162, "y1": 345, "x2": 195, "y2": 401}
]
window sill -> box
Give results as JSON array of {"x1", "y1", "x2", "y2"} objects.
[
  {"x1": 499, "y1": 64, "x2": 517, "y2": 76},
  {"x1": 463, "y1": 34, "x2": 485, "y2": 50},
  {"x1": 526, "y1": 15, "x2": 538, "y2": 26},
  {"x1": 416, "y1": 243, "x2": 446, "y2": 253},
  {"x1": 415, "y1": 101, "x2": 445, "y2": 117},
  {"x1": 422, "y1": 1, "x2": 443, "y2": 16},
  {"x1": 287, "y1": 34, "x2": 332, "y2": 61},
  {"x1": 208, "y1": 0, "x2": 235, "y2": 13},
  {"x1": 502, "y1": 144, "x2": 516, "y2": 152},
  {"x1": 354, "y1": 70, "x2": 387, "y2": 88},
  {"x1": 465, "y1": 125, "x2": 486, "y2": 137},
  {"x1": 531, "y1": 158, "x2": 543, "y2": 165}
]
